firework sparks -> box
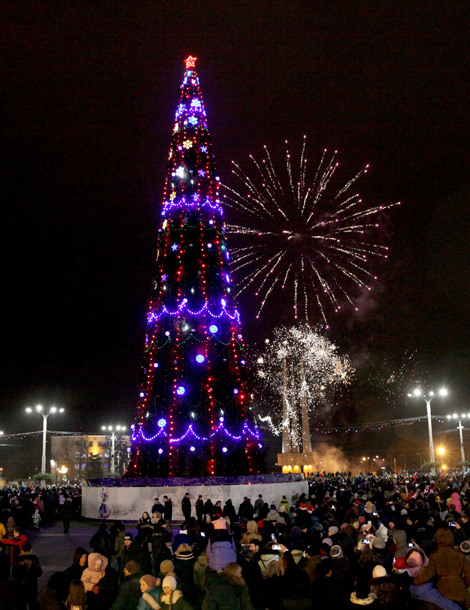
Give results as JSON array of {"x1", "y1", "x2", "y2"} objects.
[
  {"x1": 223, "y1": 137, "x2": 400, "y2": 326},
  {"x1": 255, "y1": 324, "x2": 354, "y2": 440}
]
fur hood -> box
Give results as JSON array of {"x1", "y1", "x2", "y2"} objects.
[
  {"x1": 350, "y1": 591, "x2": 376, "y2": 605},
  {"x1": 86, "y1": 552, "x2": 108, "y2": 571}
]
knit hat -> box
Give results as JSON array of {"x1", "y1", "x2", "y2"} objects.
[
  {"x1": 330, "y1": 545, "x2": 343, "y2": 559},
  {"x1": 141, "y1": 574, "x2": 157, "y2": 589},
  {"x1": 372, "y1": 537, "x2": 385, "y2": 550},
  {"x1": 322, "y1": 537, "x2": 333, "y2": 547},
  {"x1": 328, "y1": 525, "x2": 339, "y2": 536},
  {"x1": 314, "y1": 523, "x2": 323, "y2": 532},
  {"x1": 162, "y1": 575, "x2": 177, "y2": 591},
  {"x1": 372, "y1": 565, "x2": 387, "y2": 578},
  {"x1": 405, "y1": 550, "x2": 427, "y2": 577},
  {"x1": 160, "y1": 559, "x2": 175, "y2": 574},
  {"x1": 124, "y1": 533, "x2": 133, "y2": 541},
  {"x1": 400, "y1": 509, "x2": 408, "y2": 515}
]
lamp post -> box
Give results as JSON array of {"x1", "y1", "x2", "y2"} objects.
[
  {"x1": 26, "y1": 405, "x2": 64, "y2": 482},
  {"x1": 408, "y1": 388, "x2": 448, "y2": 476},
  {"x1": 447, "y1": 413, "x2": 470, "y2": 474},
  {"x1": 101, "y1": 425, "x2": 126, "y2": 474}
]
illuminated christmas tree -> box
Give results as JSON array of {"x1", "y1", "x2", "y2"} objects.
[{"x1": 129, "y1": 57, "x2": 263, "y2": 477}]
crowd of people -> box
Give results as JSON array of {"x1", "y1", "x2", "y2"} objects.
[{"x1": 2, "y1": 472, "x2": 470, "y2": 609}]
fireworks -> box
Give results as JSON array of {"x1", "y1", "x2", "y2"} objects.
[
  {"x1": 368, "y1": 350, "x2": 429, "y2": 408},
  {"x1": 255, "y1": 324, "x2": 354, "y2": 444},
  {"x1": 223, "y1": 138, "x2": 400, "y2": 326}
]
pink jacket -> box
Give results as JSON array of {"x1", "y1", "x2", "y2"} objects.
[{"x1": 81, "y1": 552, "x2": 108, "y2": 592}]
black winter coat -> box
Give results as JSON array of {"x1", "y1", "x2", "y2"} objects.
[{"x1": 202, "y1": 570, "x2": 254, "y2": 610}]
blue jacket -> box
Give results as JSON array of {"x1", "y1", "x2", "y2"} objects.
[
  {"x1": 410, "y1": 582, "x2": 462, "y2": 610},
  {"x1": 137, "y1": 587, "x2": 161, "y2": 610}
]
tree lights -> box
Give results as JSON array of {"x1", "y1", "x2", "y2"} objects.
[{"x1": 128, "y1": 57, "x2": 262, "y2": 477}]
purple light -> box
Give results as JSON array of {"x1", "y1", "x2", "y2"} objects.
[
  {"x1": 133, "y1": 419, "x2": 261, "y2": 444},
  {"x1": 190, "y1": 446, "x2": 196, "y2": 452},
  {"x1": 158, "y1": 448, "x2": 163, "y2": 455},
  {"x1": 147, "y1": 299, "x2": 239, "y2": 325},
  {"x1": 233, "y1": 389, "x2": 239, "y2": 395},
  {"x1": 207, "y1": 243, "x2": 212, "y2": 248},
  {"x1": 177, "y1": 386, "x2": 186, "y2": 396},
  {"x1": 209, "y1": 325, "x2": 218, "y2": 334},
  {"x1": 139, "y1": 392, "x2": 145, "y2": 398},
  {"x1": 158, "y1": 418, "x2": 167, "y2": 428},
  {"x1": 226, "y1": 274, "x2": 230, "y2": 283},
  {"x1": 258, "y1": 443, "x2": 263, "y2": 449},
  {"x1": 222, "y1": 447, "x2": 228, "y2": 453},
  {"x1": 196, "y1": 355, "x2": 205, "y2": 363},
  {"x1": 153, "y1": 363, "x2": 159, "y2": 368}
]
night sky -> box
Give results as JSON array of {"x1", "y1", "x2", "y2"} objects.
[{"x1": 2, "y1": 2, "x2": 470, "y2": 446}]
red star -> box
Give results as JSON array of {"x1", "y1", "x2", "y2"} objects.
[{"x1": 184, "y1": 55, "x2": 197, "y2": 69}]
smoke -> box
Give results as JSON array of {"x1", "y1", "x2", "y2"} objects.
[{"x1": 308, "y1": 444, "x2": 369, "y2": 475}]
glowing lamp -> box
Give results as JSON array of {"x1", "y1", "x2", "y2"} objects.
[
  {"x1": 222, "y1": 447, "x2": 228, "y2": 453},
  {"x1": 153, "y1": 363, "x2": 159, "y2": 368},
  {"x1": 233, "y1": 389, "x2": 239, "y2": 394},
  {"x1": 196, "y1": 355, "x2": 205, "y2": 363},
  {"x1": 190, "y1": 446, "x2": 196, "y2": 452},
  {"x1": 157, "y1": 418, "x2": 167, "y2": 428},
  {"x1": 221, "y1": 298, "x2": 226, "y2": 307},
  {"x1": 209, "y1": 325, "x2": 218, "y2": 333},
  {"x1": 177, "y1": 386, "x2": 186, "y2": 396},
  {"x1": 158, "y1": 448, "x2": 164, "y2": 455},
  {"x1": 139, "y1": 392, "x2": 145, "y2": 398}
]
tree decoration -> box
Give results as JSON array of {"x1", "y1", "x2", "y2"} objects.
[{"x1": 128, "y1": 57, "x2": 263, "y2": 477}]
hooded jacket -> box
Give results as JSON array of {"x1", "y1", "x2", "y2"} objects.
[
  {"x1": 414, "y1": 528, "x2": 470, "y2": 608},
  {"x1": 81, "y1": 552, "x2": 108, "y2": 592}
]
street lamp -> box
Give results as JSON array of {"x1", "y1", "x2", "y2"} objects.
[
  {"x1": 26, "y1": 405, "x2": 64, "y2": 479},
  {"x1": 446, "y1": 413, "x2": 470, "y2": 474},
  {"x1": 408, "y1": 388, "x2": 448, "y2": 475},
  {"x1": 101, "y1": 425, "x2": 126, "y2": 474}
]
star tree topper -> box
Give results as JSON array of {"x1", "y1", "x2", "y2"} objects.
[{"x1": 185, "y1": 55, "x2": 197, "y2": 69}]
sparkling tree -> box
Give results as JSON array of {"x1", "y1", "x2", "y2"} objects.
[
  {"x1": 256, "y1": 324, "x2": 353, "y2": 451},
  {"x1": 128, "y1": 57, "x2": 263, "y2": 477}
]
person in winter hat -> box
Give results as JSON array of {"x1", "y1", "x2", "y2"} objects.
[
  {"x1": 414, "y1": 527, "x2": 470, "y2": 608},
  {"x1": 137, "y1": 574, "x2": 160, "y2": 610},
  {"x1": 405, "y1": 548, "x2": 461, "y2": 610},
  {"x1": 81, "y1": 552, "x2": 108, "y2": 592},
  {"x1": 160, "y1": 575, "x2": 193, "y2": 610},
  {"x1": 278, "y1": 496, "x2": 290, "y2": 513}
]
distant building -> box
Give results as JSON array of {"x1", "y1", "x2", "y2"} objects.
[{"x1": 51, "y1": 434, "x2": 131, "y2": 483}]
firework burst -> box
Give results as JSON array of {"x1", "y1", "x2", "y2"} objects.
[
  {"x1": 223, "y1": 137, "x2": 400, "y2": 326},
  {"x1": 255, "y1": 324, "x2": 354, "y2": 442}
]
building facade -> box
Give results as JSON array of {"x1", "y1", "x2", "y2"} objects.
[{"x1": 51, "y1": 434, "x2": 130, "y2": 483}]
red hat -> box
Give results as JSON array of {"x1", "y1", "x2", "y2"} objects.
[
  {"x1": 300, "y1": 503, "x2": 307, "y2": 510},
  {"x1": 393, "y1": 557, "x2": 407, "y2": 570},
  {"x1": 307, "y1": 505, "x2": 314, "y2": 513}
]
